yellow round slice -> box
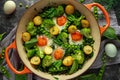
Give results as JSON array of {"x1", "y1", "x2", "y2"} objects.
[
  {"x1": 44, "y1": 46, "x2": 53, "y2": 55},
  {"x1": 83, "y1": 45, "x2": 93, "y2": 55}
]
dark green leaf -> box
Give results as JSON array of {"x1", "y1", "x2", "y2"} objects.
[{"x1": 103, "y1": 27, "x2": 117, "y2": 39}]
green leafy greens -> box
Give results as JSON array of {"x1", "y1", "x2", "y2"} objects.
[
  {"x1": 40, "y1": 5, "x2": 64, "y2": 18},
  {"x1": 103, "y1": 27, "x2": 120, "y2": 42}
]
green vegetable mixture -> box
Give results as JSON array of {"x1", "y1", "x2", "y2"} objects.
[{"x1": 22, "y1": 4, "x2": 94, "y2": 75}]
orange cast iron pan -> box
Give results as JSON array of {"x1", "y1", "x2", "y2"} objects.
[{"x1": 5, "y1": 0, "x2": 110, "y2": 80}]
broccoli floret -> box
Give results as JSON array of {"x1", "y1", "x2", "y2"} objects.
[
  {"x1": 67, "y1": 15, "x2": 85, "y2": 27},
  {"x1": 26, "y1": 21, "x2": 37, "y2": 36},
  {"x1": 42, "y1": 55, "x2": 53, "y2": 68},
  {"x1": 80, "y1": 28, "x2": 92, "y2": 38},
  {"x1": 59, "y1": 32, "x2": 68, "y2": 43},
  {"x1": 56, "y1": 5, "x2": 64, "y2": 17},
  {"x1": 72, "y1": 50, "x2": 84, "y2": 64}
]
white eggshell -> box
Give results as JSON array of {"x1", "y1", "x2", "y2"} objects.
[
  {"x1": 105, "y1": 43, "x2": 117, "y2": 58},
  {"x1": 3, "y1": 0, "x2": 16, "y2": 14}
]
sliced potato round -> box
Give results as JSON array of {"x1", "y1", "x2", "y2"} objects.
[
  {"x1": 65, "y1": 4, "x2": 75, "y2": 15},
  {"x1": 30, "y1": 56, "x2": 41, "y2": 65},
  {"x1": 68, "y1": 25, "x2": 77, "y2": 33},
  {"x1": 33, "y1": 16, "x2": 42, "y2": 25},
  {"x1": 63, "y1": 56, "x2": 73, "y2": 66},
  {"x1": 83, "y1": 45, "x2": 93, "y2": 55},
  {"x1": 44, "y1": 46, "x2": 53, "y2": 55},
  {"x1": 81, "y1": 19, "x2": 90, "y2": 28},
  {"x1": 50, "y1": 26, "x2": 60, "y2": 35},
  {"x1": 22, "y1": 32, "x2": 31, "y2": 42}
]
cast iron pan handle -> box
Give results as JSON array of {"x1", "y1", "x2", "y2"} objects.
[
  {"x1": 5, "y1": 41, "x2": 31, "y2": 74},
  {"x1": 85, "y1": 3, "x2": 110, "y2": 35}
]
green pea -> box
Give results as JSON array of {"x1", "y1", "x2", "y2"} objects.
[
  {"x1": 79, "y1": 0, "x2": 84, "y2": 3},
  {"x1": 26, "y1": 5, "x2": 29, "y2": 9},
  {"x1": 1, "y1": 68, "x2": 5, "y2": 72},
  {"x1": 1, "y1": 56, "x2": 4, "y2": 59},
  {"x1": 28, "y1": 21, "x2": 34, "y2": 27},
  {"x1": 53, "y1": 68, "x2": 56, "y2": 70},
  {"x1": 19, "y1": 2, "x2": 23, "y2": 7},
  {"x1": 2, "y1": 49, "x2": 5, "y2": 52},
  {"x1": 2, "y1": 53, "x2": 4, "y2": 56},
  {"x1": 42, "y1": 31, "x2": 46, "y2": 34},
  {"x1": 3, "y1": 71, "x2": 7, "y2": 74},
  {"x1": 74, "y1": 46, "x2": 78, "y2": 48}
]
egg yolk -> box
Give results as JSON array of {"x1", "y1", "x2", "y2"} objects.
[
  {"x1": 57, "y1": 16, "x2": 67, "y2": 26},
  {"x1": 71, "y1": 31, "x2": 83, "y2": 41},
  {"x1": 38, "y1": 36, "x2": 47, "y2": 46}
]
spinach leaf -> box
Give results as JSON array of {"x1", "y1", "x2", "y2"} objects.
[
  {"x1": 41, "y1": 19, "x2": 55, "y2": 29},
  {"x1": 40, "y1": 5, "x2": 64, "y2": 18},
  {"x1": 40, "y1": 7, "x2": 56, "y2": 18},
  {"x1": 103, "y1": 27, "x2": 117, "y2": 39}
]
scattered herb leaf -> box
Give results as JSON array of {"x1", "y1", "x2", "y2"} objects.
[
  {"x1": 0, "y1": 32, "x2": 6, "y2": 41},
  {"x1": 103, "y1": 27, "x2": 120, "y2": 42}
]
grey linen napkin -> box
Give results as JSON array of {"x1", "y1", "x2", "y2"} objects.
[{"x1": 1, "y1": 6, "x2": 120, "y2": 80}]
